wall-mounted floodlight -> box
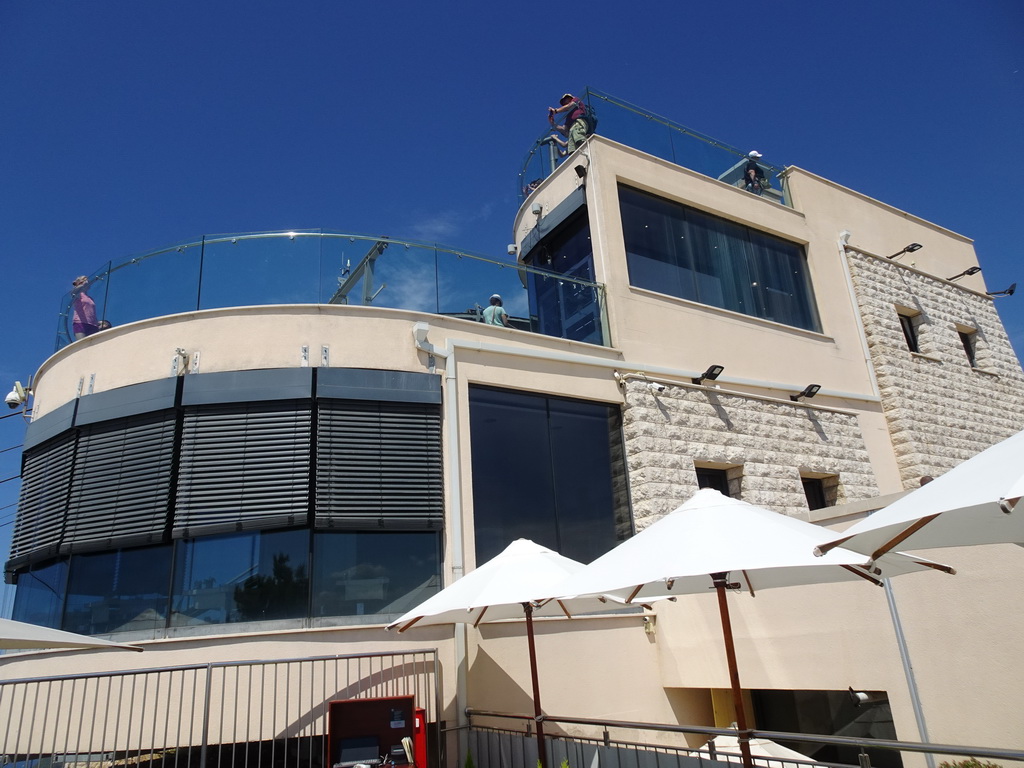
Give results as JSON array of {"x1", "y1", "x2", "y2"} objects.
[
  {"x1": 948, "y1": 266, "x2": 982, "y2": 282},
  {"x1": 530, "y1": 202, "x2": 543, "y2": 216},
  {"x1": 574, "y1": 165, "x2": 588, "y2": 179},
  {"x1": 790, "y1": 384, "x2": 821, "y2": 402},
  {"x1": 886, "y1": 243, "x2": 923, "y2": 260},
  {"x1": 988, "y1": 282, "x2": 1016, "y2": 298},
  {"x1": 691, "y1": 365, "x2": 725, "y2": 385}
]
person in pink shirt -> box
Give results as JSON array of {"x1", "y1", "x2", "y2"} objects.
[{"x1": 71, "y1": 275, "x2": 98, "y2": 339}]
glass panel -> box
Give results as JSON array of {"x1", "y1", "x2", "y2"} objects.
[
  {"x1": 103, "y1": 245, "x2": 202, "y2": 330},
  {"x1": 547, "y1": 398, "x2": 624, "y2": 564},
  {"x1": 57, "y1": 263, "x2": 112, "y2": 350},
  {"x1": 524, "y1": 211, "x2": 603, "y2": 344},
  {"x1": 518, "y1": 89, "x2": 790, "y2": 206},
  {"x1": 470, "y1": 388, "x2": 557, "y2": 563},
  {"x1": 469, "y1": 386, "x2": 626, "y2": 565},
  {"x1": 321, "y1": 239, "x2": 439, "y2": 312},
  {"x1": 171, "y1": 528, "x2": 308, "y2": 626},
  {"x1": 435, "y1": 250, "x2": 530, "y2": 328},
  {"x1": 619, "y1": 185, "x2": 820, "y2": 332},
  {"x1": 198, "y1": 232, "x2": 322, "y2": 310},
  {"x1": 63, "y1": 545, "x2": 173, "y2": 635},
  {"x1": 311, "y1": 531, "x2": 440, "y2": 619},
  {"x1": 12, "y1": 559, "x2": 68, "y2": 629}
]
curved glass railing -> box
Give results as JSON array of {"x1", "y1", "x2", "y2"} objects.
[
  {"x1": 57, "y1": 230, "x2": 609, "y2": 350},
  {"x1": 518, "y1": 87, "x2": 789, "y2": 206}
]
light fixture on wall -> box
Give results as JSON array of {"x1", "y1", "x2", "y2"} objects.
[
  {"x1": 790, "y1": 384, "x2": 821, "y2": 402},
  {"x1": 574, "y1": 164, "x2": 588, "y2": 179},
  {"x1": 886, "y1": 243, "x2": 923, "y2": 260},
  {"x1": 988, "y1": 282, "x2": 1017, "y2": 298},
  {"x1": 691, "y1": 364, "x2": 725, "y2": 385},
  {"x1": 947, "y1": 266, "x2": 981, "y2": 282}
]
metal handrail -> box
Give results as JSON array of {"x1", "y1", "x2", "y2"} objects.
[{"x1": 467, "y1": 708, "x2": 1024, "y2": 763}]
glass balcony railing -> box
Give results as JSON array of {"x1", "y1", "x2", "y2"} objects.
[
  {"x1": 519, "y1": 88, "x2": 789, "y2": 206},
  {"x1": 57, "y1": 231, "x2": 609, "y2": 351}
]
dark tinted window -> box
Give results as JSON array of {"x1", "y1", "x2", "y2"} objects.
[
  {"x1": 619, "y1": 185, "x2": 820, "y2": 332},
  {"x1": 171, "y1": 529, "x2": 308, "y2": 626},
  {"x1": 64, "y1": 545, "x2": 172, "y2": 635},
  {"x1": 12, "y1": 559, "x2": 68, "y2": 629},
  {"x1": 311, "y1": 531, "x2": 440, "y2": 619},
  {"x1": 469, "y1": 387, "x2": 630, "y2": 564},
  {"x1": 696, "y1": 468, "x2": 731, "y2": 496}
]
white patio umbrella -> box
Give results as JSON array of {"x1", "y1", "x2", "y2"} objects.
[
  {"x1": 0, "y1": 617, "x2": 143, "y2": 652},
  {"x1": 385, "y1": 538, "x2": 629, "y2": 768},
  {"x1": 551, "y1": 489, "x2": 953, "y2": 768},
  {"x1": 815, "y1": 428, "x2": 1024, "y2": 560}
]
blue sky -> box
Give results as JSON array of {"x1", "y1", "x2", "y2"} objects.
[{"x1": 0, "y1": 1, "x2": 1021, "y2": 613}]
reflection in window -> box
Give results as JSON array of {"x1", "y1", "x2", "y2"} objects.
[
  {"x1": 64, "y1": 546, "x2": 172, "y2": 635},
  {"x1": 522, "y1": 210, "x2": 604, "y2": 345},
  {"x1": 469, "y1": 386, "x2": 630, "y2": 565},
  {"x1": 12, "y1": 559, "x2": 68, "y2": 629},
  {"x1": 171, "y1": 529, "x2": 309, "y2": 626},
  {"x1": 618, "y1": 186, "x2": 820, "y2": 332},
  {"x1": 312, "y1": 532, "x2": 440, "y2": 619}
]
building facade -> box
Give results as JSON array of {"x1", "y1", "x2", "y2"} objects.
[{"x1": 3, "y1": 96, "x2": 1024, "y2": 765}]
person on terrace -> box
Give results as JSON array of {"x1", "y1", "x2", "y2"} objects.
[
  {"x1": 742, "y1": 150, "x2": 768, "y2": 196},
  {"x1": 482, "y1": 294, "x2": 512, "y2": 327},
  {"x1": 71, "y1": 275, "x2": 99, "y2": 339},
  {"x1": 548, "y1": 93, "x2": 590, "y2": 154}
]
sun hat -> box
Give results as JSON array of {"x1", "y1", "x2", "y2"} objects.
[
  {"x1": 559, "y1": 93, "x2": 574, "y2": 105},
  {"x1": 490, "y1": 294, "x2": 502, "y2": 301}
]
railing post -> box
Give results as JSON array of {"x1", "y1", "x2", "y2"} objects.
[{"x1": 199, "y1": 663, "x2": 213, "y2": 768}]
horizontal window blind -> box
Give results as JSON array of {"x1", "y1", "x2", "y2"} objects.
[
  {"x1": 316, "y1": 401, "x2": 443, "y2": 530},
  {"x1": 10, "y1": 432, "x2": 77, "y2": 565},
  {"x1": 62, "y1": 411, "x2": 176, "y2": 553},
  {"x1": 173, "y1": 401, "x2": 312, "y2": 538}
]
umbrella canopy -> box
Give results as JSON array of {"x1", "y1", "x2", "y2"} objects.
[
  {"x1": 816, "y1": 428, "x2": 1024, "y2": 560},
  {"x1": 554, "y1": 489, "x2": 952, "y2": 604},
  {"x1": 386, "y1": 538, "x2": 624, "y2": 632},
  {"x1": 552, "y1": 489, "x2": 953, "y2": 768},
  {"x1": 0, "y1": 618, "x2": 143, "y2": 652},
  {"x1": 386, "y1": 538, "x2": 627, "y2": 768},
  {"x1": 711, "y1": 735, "x2": 823, "y2": 767}
]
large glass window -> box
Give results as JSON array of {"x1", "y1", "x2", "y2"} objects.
[
  {"x1": 63, "y1": 545, "x2": 173, "y2": 635},
  {"x1": 171, "y1": 529, "x2": 309, "y2": 626},
  {"x1": 311, "y1": 531, "x2": 440, "y2": 619},
  {"x1": 469, "y1": 387, "x2": 630, "y2": 565},
  {"x1": 619, "y1": 186, "x2": 821, "y2": 332},
  {"x1": 523, "y1": 210, "x2": 604, "y2": 345},
  {"x1": 12, "y1": 559, "x2": 68, "y2": 629}
]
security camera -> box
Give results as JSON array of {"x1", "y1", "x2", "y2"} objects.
[
  {"x1": 530, "y1": 202, "x2": 543, "y2": 216},
  {"x1": 5, "y1": 381, "x2": 27, "y2": 409},
  {"x1": 507, "y1": 244, "x2": 518, "y2": 256},
  {"x1": 647, "y1": 382, "x2": 666, "y2": 394}
]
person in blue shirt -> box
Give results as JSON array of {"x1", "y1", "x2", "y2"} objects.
[{"x1": 482, "y1": 294, "x2": 512, "y2": 327}]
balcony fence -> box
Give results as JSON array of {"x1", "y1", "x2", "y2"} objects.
[
  {"x1": 0, "y1": 650, "x2": 440, "y2": 768},
  {"x1": 518, "y1": 88, "x2": 789, "y2": 207},
  {"x1": 58, "y1": 232, "x2": 607, "y2": 352}
]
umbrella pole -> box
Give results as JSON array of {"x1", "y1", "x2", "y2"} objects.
[
  {"x1": 711, "y1": 573, "x2": 754, "y2": 768},
  {"x1": 523, "y1": 602, "x2": 549, "y2": 768}
]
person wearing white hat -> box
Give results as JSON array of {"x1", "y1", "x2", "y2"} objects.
[
  {"x1": 482, "y1": 294, "x2": 512, "y2": 327},
  {"x1": 743, "y1": 150, "x2": 768, "y2": 196}
]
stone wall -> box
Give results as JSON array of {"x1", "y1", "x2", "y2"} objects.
[
  {"x1": 847, "y1": 250, "x2": 1024, "y2": 487},
  {"x1": 621, "y1": 380, "x2": 879, "y2": 529}
]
